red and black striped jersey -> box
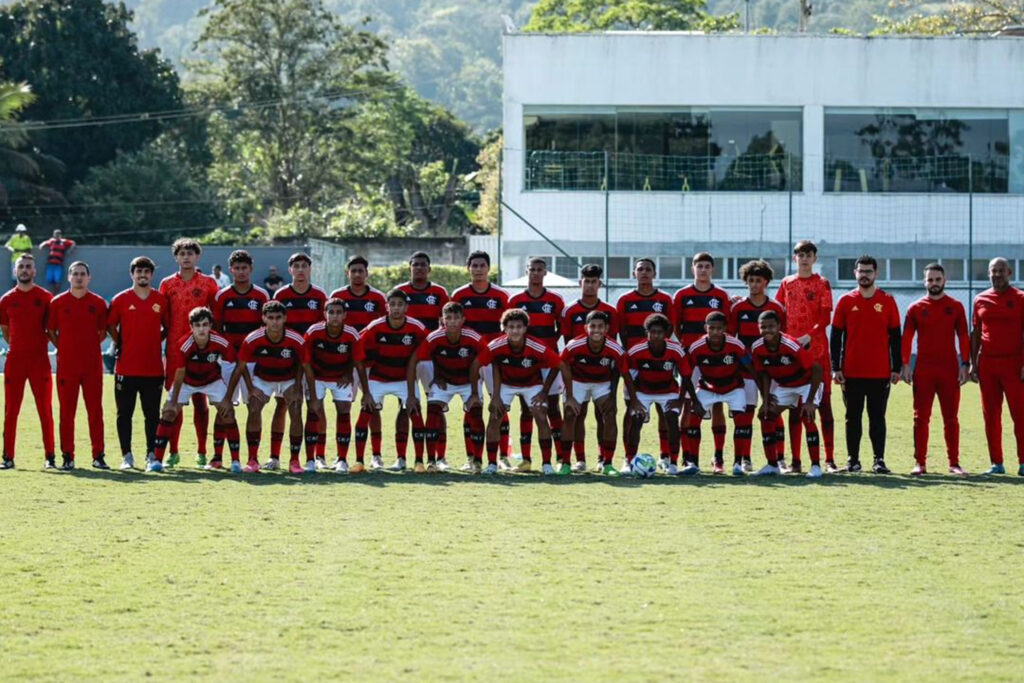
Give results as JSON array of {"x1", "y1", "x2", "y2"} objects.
[
  {"x1": 687, "y1": 335, "x2": 748, "y2": 394},
  {"x1": 751, "y1": 333, "x2": 815, "y2": 388},
  {"x1": 450, "y1": 283, "x2": 511, "y2": 343},
  {"x1": 213, "y1": 284, "x2": 269, "y2": 349},
  {"x1": 397, "y1": 281, "x2": 449, "y2": 332},
  {"x1": 615, "y1": 289, "x2": 674, "y2": 352},
  {"x1": 362, "y1": 316, "x2": 427, "y2": 382},
  {"x1": 627, "y1": 341, "x2": 689, "y2": 395},
  {"x1": 562, "y1": 298, "x2": 619, "y2": 343},
  {"x1": 510, "y1": 288, "x2": 564, "y2": 351},
  {"x1": 274, "y1": 284, "x2": 328, "y2": 335},
  {"x1": 673, "y1": 284, "x2": 732, "y2": 348},
  {"x1": 729, "y1": 298, "x2": 787, "y2": 350},
  {"x1": 239, "y1": 328, "x2": 307, "y2": 382},
  {"x1": 560, "y1": 337, "x2": 625, "y2": 383},
  {"x1": 304, "y1": 322, "x2": 364, "y2": 382},
  {"x1": 171, "y1": 333, "x2": 235, "y2": 387},
  {"x1": 329, "y1": 285, "x2": 388, "y2": 332},
  {"x1": 487, "y1": 335, "x2": 561, "y2": 387},
  {"x1": 417, "y1": 327, "x2": 490, "y2": 386}
]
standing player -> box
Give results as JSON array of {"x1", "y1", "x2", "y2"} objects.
[
  {"x1": 159, "y1": 238, "x2": 219, "y2": 467},
  {"x1": 617, "y1": 258, "x2": 675, "y2": 470},
  {"x1": 151, "y1": 308, "x2": 240, "y2": 472},
  {"x1": 39, "y1": 229, "x2": 75, "y2": 294},
  {"x1": 361, "y1": 289, "x2": 428, "y2": 472},
  {"x1": 901, "y1": 264, "x2": 970, "y2": 476},
  {"x1": 108, "y1": 256, "x2": 168, "y2": 469},
  {"x1": 407, "y1": 301, "x2": 489, "y2": 471},
  {"x1": 303, "y1": 299, "x2": 371, "y2": 473},
  {"x1": 0, "y1": 254, "x2": 55, "y2": 469},
  {"x1": 674, "y1": 253, "x2": 732, "y2": 472},
  {"x1": 969, "y1": 257, "x2": 1024, "y2": 475},
  {"x1": 729, "y1": 259, "x2": 787, "y2": 474},
  {"x1": 830, "y1": 255, "x2": 901, "y2": 474},
  {"x1": 331, "y1": 256, "x2": 388, "y2": 470},
  {"x1": 562, "y1": 263, "x2": 618, "y2": 471},
  {"x1": 46, "y1": 261, "x2": 108, "y2": 469},
  {"x1": 510, "y1": 257, "x2": 566, "y2": 468},
  {"x1": 451, "y1": 251, "x2": 511, "y2": 468},
  {"x1": 775, "y1": 239, "x2": 837, "y2": 472}
]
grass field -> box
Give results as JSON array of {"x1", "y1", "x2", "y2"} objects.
[{"x1": 2, "y1": 376, "x2": 1023, "y2": 680}]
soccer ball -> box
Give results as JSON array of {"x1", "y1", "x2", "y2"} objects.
[{"x1": 631, "y1": 453, "x2": 657, "y2": 478}]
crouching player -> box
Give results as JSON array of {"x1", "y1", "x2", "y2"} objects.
[
  {"x1": 150, "y1": 307, "x2": 240, "y2": 472},
  {"x1": 559, "y1": 310, "x2": 631, "y2": 475},
  {"x1": 407, "y1": 301, "x2": 489, "y2": 472},
  {"x1": 303, "y1": 298, "x2": 371, "y2": 474},
  {"x1": 624, "y1": 314, "x2": 695, "y2": 475},
  {"x1": 751, "y1": 310, "x2": 825, "y2": 478}
]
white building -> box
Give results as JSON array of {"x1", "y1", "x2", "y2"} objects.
[{"x1": 500, "y1": 32, "x2": 1024, "y2": 295}]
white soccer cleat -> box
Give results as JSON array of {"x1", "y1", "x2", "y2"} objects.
[
  {"x1": 314, "y1": 457, "x2": 327, "y2": 471},
  {"x1": 619, "y1": 462, "x2": 634, "y2": 476},
  {"x1": 370, "y1": 455, "x2": 384, "y2": 470},
  {"x1": 304, "y1": 460, "x2": 317, "y2": 473},
  {"x1": 498, "y1": 456, "x2": 513, "y2": 471},
  {"x1": 435, "y1": 458, "x2": 450, "y2": 472},
  {"x1": 755, "y1": 464, "x2": 781, "y2": 476},
  {"x1": 459, "y1": 461, "x2": 475, "y2": 472},
  {"x1": 572, "y1": 460, "x2": 587, "y2": 473},
  {"x1": 263, "y1": 458, "x2": 280, "y2": 471},
  {"x1": 666, "y1": 463, "x2": 679, "y2": 475},
  {"x1": 482, "y1": 463, "x2": 498, "y2": 475},
  {"x1": 119, "y1": 453, "x2": 135, "y2": 470},
  {"x1": 658, "y1": 457, "x2": 671, "y2": 472},
  {"x1": 732, "y1": 462, "x2": 745, "y2": 476},
  {"x1": 388, "y1": 457, "x2": 407, "y2": 472},
  {"x1": 541, "y1": 463, "x2": 555, "y2": 475},
  {"x1": 806, "y1": 464, "x2": 823, "y2": 479},
  {"x1": 333, "y1": 460, "x2": 349, "y2": 474},
  {"x1": 679, "y1": 463, "x2": 700, "y2": 476}
]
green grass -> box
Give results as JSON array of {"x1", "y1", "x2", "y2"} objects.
[{"x1": 2, "y1": 376, "x2": 1024, "y2": 680}]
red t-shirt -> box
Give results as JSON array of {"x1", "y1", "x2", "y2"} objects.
[
  {"x1": 673, "y1": 284, "x2": 731, "y2": 348},
  {"x1": 40, "y1": 237, "x2": 75, "y2": 266},
  {"x1": 627, "y1": 340, "x2": 689, "y2": 395},
  {"x1": 450, "y1": 283, "x2": 511, "y2": 343},
  {"x1": 213, "y1": 284, "x2": 269, "y2": 349},
  {"x1": 303, "y1": 323, "x2": 364, "y2": 382},
  {"x1": 751, "y1": 333, "x2": 815, "y2": 387},
  {"x1": 417, "y1": 327, "x2": 490, "y2": 386},
  {"x1": 0, "y1": 285, "x2": 52, "y2": 356},
  {"x1": 902, "y1": 295, "x2": 970, "y2": 370},
  {"x1": 616, "y1": 288, "x2": 674, "y2": 352},
  {"x1": 832, "y1": 289, "x2": 901, "y2": 379},
  {"x1": 239, "y1": 328, "x2": 307, "y2": 382},
  {"x1": 159, "y1": 272, "x2": 219, "y2": 357},
  {"x1": 362, "y1": 316, "x2": 427, "y2": 383},
  {"x1": 775, "y1": 273, "x2": 833, "y2": 365},
  {"x1": 107, "y1": 288, "x2": 168, "y2": 377},
  {"x1": 560, "y1": 336, "x2": 625, "y2": 383},
  {"x1": 47, "y1": 291, "x2": 107, "y2": 373},
  {"x1": 562, "y1": 298, "x2": 618, "y2": 343},
  {"x1": 397, "y1": 281, "x2": 449, "y2": 332},
  {"x1": 972, "y1": 287, "x2": 1024, "y2": 359},
  {"x1": 274, "y1": 283, "x2": 328, "y2": 335},
  {"x1": 330, "y1": 285, "x2": 388, "y2": 332},
  {"x1": 170, "y1": 333, "x2": 235, "y2": 387},
  {"x1": 487, "y1": 335, "x2": 561, "y2": 387},
  {"x1": 510, "y1": 288, "x2": 565, "y2": 351},
  {"x1": 687, "y1": 335, "x2": 748, "y2": 394}
]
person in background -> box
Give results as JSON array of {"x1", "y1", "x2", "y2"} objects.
[
  {"x1": 263, "y1": 265, "x2": 284, "y2": 296},
  {"x1": 212, "y1": 264, "x2": 232, "y2": 288},
  {"x1": 5, "y1": 224, "x2": 34, "y2": 285},
  {"x1": 39, "y1": 229, "x2": 76, "y2": 294}
]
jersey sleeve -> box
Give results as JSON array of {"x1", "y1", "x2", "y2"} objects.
[
  {"x1": 45, "y1": 299, "x2": 59, "y2": 333},
  {"x1": 299, "y1": 339, "x2": 311, "y2": 364},
  {"x1": 774, "y1": 280, "x2": 788, "y2": 308},
  {"x1": 559, "y1": 344, "x2": 574, "y2": 363},
  {"x1": 887, "y1": 296, "x2": 901, "y2": 328},
  {"x1": 106, "y1": 297, "x2": 120, "y2": 328},
  {"x1": 0, "y1": 298, "x2": 8, "y2": 326},
  {"x1": 751, "y1": 348, "x2": 765, "y2": 373},
  {"x1": 415, "y1": 337, "x2": 433, "y2": 361},
  {"x1": 901, "y1": 306, "x2": 917, "y2": 365},
  {"x1": 795, "y1": 343, "x2": 814, "y2": 371},
  {"x1": 476, "y1": 341, "x2": 492, "y2": 367},
  {"x1": 971, "y1": 297, "x2": 981, "y2": 329},
  {"x1": 221, "y1": 342, "x2": 237, "y2": 364},
  {"x1": 832, "y1": 297, "x2": 848, "y2": 329},
  {"x1": 238, "y1": 339, "x2": 254, "y2": 364},
  {"x1": 543, "y1": 346, "x2": 561, "y2": 369},
  {"x1": 954, "y1": 303, "x2": 970, "y2": 364}
]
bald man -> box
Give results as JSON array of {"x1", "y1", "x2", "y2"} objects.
[{"x1": 970, "y1": 258, "x2": 1024, "y2": 475}]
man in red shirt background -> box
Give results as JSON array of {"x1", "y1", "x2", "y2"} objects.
[
  {"x1": 39, "y1": 229, "x2": 75, "y2": 294},
  {"x1": 46, "y1": 261, "x2": 108, "y2": 470},
  {"x1": 0, "y1": 254, "x2": 55, "y2": 469}
]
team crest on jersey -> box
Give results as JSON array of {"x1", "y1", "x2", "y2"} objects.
[
  {"x1": 542, "y1": 303, "x2": 553, "y2": 314},
  {"x1": 487, "y1": 299, "x2": 498, "y2": 309},
  {"x1": 365, "y1": 302, "x2": 376, "y2": 312},
  {"x1": 192, "y1": 289, "x2": 202, "y2": 297},
  {"x1": 281, "y1": 349, "x2": 292, "y2": 359},
  {"x1": 599, "y1": 358, "x2": 611, "y2": 366},
  {"x1": 522, "y1": 358, "x2": 533, "y2": 368},
  {"x1": 458, "y1": 348, "x2": 470, "y2": 358},
  {"x1": 805, "y1": 292, "x2": 815, "y2": 301},
  {"x1": 402, "y1": 335, "x2": 413, "y2": 345},
  {"x1": 206, "y1": 353, "x2": 218, "y2": 363},
  {"x1": 307, "y1": 300, "x2": 318, "y2": 310},
  {"x1": 337, "y1": 344, "x2": 348, "y2": 354},
  {"x1": 652, "y1": 302, "x2": 664, "y2": 313},
  {"x1": 780, "y1": 357, "x2": 791, "y2": 365},
  {"x1": 874, "y1": 303, "x2": 883, "y2": 312},
  {"x1": 248, "y1": 300, "x2": 259, "y2": 310},
  {"x1": 426, "y1": 295, "x2": 437, "y2": 305},
  {"x1": 723, "y1": 355, "x2": 734, "y2": 365},
  {"x1": 709, "y1": 299, "x2": 720, "y2": 309},
  {"x1": 152, "y1": 304, "x2": 161, "y2": 312},
  {"x1": 663, "y1": 361, "x2": 674, "y2": 371}
]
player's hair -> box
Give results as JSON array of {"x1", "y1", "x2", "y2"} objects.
[
  {"x1": 692, "y1": 252, "x2": 714, "y2": 266},
  {"x1": 644, "y1": 313, "x2": 671, "y2": 332},
  {"x1": 705, "y1": 311, "x2": 728, "y2": 325},
  {"x1": 228, "y1": 249, "x2": 253, "y2": 267},
  {"x1": 346, "y1": 255, "x2": 368, "y2": 270},
  {"x1": 758, "y1": 310, "x2": 781, "y2": 325},
  {"x1": 15, "y1": 252, "x2": 34, "y2": 263},
  {"x1": 580, "y1": 263, "x2": 603, "y2": 279},
  {"x1": 855, "y1": 255, "x2": 878, "y2": 270},
  {"x1": 793, "y1": 239, "x2": 818, "y2": 254},
  {"x1": 442, "y1": 301, "x2": 464, "y2": 316},
  {"x1": 67, "y1": 260, "x2": 90, "y2": 275},
  {"x1": 739, "y1": 259, "x2": 774, "y2": 283},
  {"x1": 409, "y1": 251, "x2": 431, "y2": 265},
  {"x1": 386, "y1": 288, "x2": 409, "y2": 302},
  {"x1": 189, "y1": 306, "x2": 214, "y2": 325},
  {"x1": 262, "y1": 300, "x2": 286, "y2": 316},
  {"x1": 171, "y1": 238, "x2": 201, "y2": 256},
  {"x1": 467, "y1": 250, "x2": 490, "y2": 267},
  {"x1": 527, "y1": 256, "x2": 548, "y2": 269},
  {"x1": 325, "y1": 297, "x2": 346, "y2": 312},
  {"x1": 287, "y1": 252, "x2": 311, "y2": 267},
  {"x1": 130, "y1": 256, "x2": 156, "y2": 272},
  {"x1": 585, "y1": 310, "x2": 610, "y2": 326},
  {"x1": 501, "y1": 308, "x2": 529, "y2": 327},
  {"x1": 923, "y1": 262, "x2": 944, "y2": 274},
  {"x1": 634, "y1": 257, "x2": 656, "y2": 273}
]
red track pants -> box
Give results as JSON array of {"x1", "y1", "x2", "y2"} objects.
[
  {"x1": 912, "y1": 366, "x2": 960, "y2": 466},
  {"x1": 57, "y1": 368, "x2": 105, "y2": 458},
  {"x1": 978, "y1": 355, "x2": 1024, "y2": 465},
  {"x1": 3, "y1": 352, "x2": 55, "y2": 459}
]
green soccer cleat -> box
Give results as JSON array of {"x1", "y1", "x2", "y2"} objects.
[
  {"x1": 601, "y1": 464, "x2": 619, "y2": 477},
  {"x1": 984, "y1": 463, "x2": 1005, "y2": 475},
  {"x1": 557, "y1": 463, "x2": 572, "y2": 476},
  {"x1": 165, "y1": 452, "x2": 180, "y2": 468},
  {"x1": 196, "y1": 454, "x2": 207, "y2": 468}
]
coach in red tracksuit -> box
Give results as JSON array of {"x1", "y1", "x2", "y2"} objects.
[
  {"x1": 970, "y1": 258, "x2": 1024, "y2": 475},
  {"x1": 901, "y1": 263, "x2": 970, "y2": 476}
]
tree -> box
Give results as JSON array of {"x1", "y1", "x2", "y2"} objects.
[
  {"x1": 0, "y1": 80, "x2": 65, "y2": 219},
  {"x1": 524, "y1": 0, "x2": 739, "y2": 32},
  {"x1": 872, "y1": 1, "x2": 1024, "y2": 34}
]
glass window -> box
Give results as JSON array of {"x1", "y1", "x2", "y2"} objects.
[
  {"x1": 941, "y1": 259, "x2": 965, "y2": 281},
  {"x1": 659, "y1": 257, "x2": 682, "y2": 280},
  {"x1": 608, "y1": 257, "x2": 631, "y2": 279},
  {"x1": 709, "y1": 109, "x2": 803, "y2": 191},
  {"x1": 837, "y1": 258, "x2": 859, "y2": 281},
  {"x1": 971, "y1": 259, "x2": 991, "y2": 281},
  {"x1": 554, "y1": 257, "x2": 579, "y2": 280},
  {"x1": 766, "y1": 259, "x2": 788, "y2": 280},
  {"x1": 580, "y1": 256, "x2": 605, "y2": 275},
  {"x1": 524, "y1": 113, "x2": 614, "y2": 190},
  {"x1": 889, "y1": 259, "x2": 913, "y2": 281}
]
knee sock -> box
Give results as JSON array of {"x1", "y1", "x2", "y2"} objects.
[
  {"x1": 499, "y1": 413, "x2": 510, "y2": 458},
  {"x1": 410, "y1": 412, "x2": 426, "y2": 463},
  {"x1": 436, "y1": 413, "x2": 447, "y2": 460},
  {"x1": 270, "y1": 430, "x2": 284, "y2": 459},
  {"x1": 684, "y1": 414, "x2": 703, "y2": 466},
  {"x1": 225, "y1": 422, "x2": 240, "y2": 462},
  {"x1": 519, "y1": 412, "x2": 533, "y2": 460},
  {"x1": 426, "y1": 405, "x2": 443, "y2": 462},
  {"x1": 712, "y1": 424, "x2": 726, "y2": 462},
  {"x1": 658, "y1": 416, "x2": 669, "y2": 460},
  {"x1": 169, "y1": 411, "x2": 183, "y2": 453},
  {"x1": 212, "y1": 424, "x2": 226, "y2": 460},
  {"x1": 548, "y1": 403, "x2": 567, "y2": 462},
  {"x1": 370, "y1": 412, "x2": 382, "y2": 456},
  {"x1": 539, "y1": 437, "x2": 553, "y2": 465},
  {"x1": 303, "y1": 414, "x2": 319, "y2": 462},
  {"x1": 153, "y1": 419, "x2": 174, "y2": 462},
  {"x1": 788, "y1": 410, "x2": 804, "y2": 463},
  {"x1": 803, "y1": 417, "x2": 821, "y2": 466},
  {"x1": 354, "y1": 410, "x2": 371, "y2": 463},
  {"x1": 469, "y1": 406, "x2": 485, "y2": 461},
  {"x1": 193, "y1": 402, "x2": 209, "y2": 456},
  {"x1": 575, "y1": 440, "x2": 586, "y2": 463},
  {"x1": 246, "y1": 429, "x2": 261, "y2": 461},
  {"x1": 733, "y1": 411, "x2": 753, "y2": 461},
  {"x1": 760, "y1": 418, "x2": 778, "y2": 466},
  {"x1": 336, "y1": 413, "x2": 351, "y2": 461},
  {"x1": 289, "y1": 434, "x2": 301, "y2": 462}
]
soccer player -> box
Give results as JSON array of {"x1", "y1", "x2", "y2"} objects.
[
  {"x1": 331, "y1": 256, "x2": 388, "y2": 468},
  {"x1": 775, "y1": 240, "x2": 837, "y2": 472},
  {"x1": 830, "y1": 255, "x2": 901, "y2": 474},
  {"x1": 451, "y1": 250, "x2": 512, "y2": 467},
  {"x1": 0, "y1": 254, "x2": 55, "y2": 469},
  {"x1": 969, "y1": 257, "x2": 1024, "y2": 475},
  {"x1": 159, "y1": 238, "x2": 219, "y2": 467},
  {"x1": 510, "y1": 257, "x2": 566, "y2": 468},
  {"x1": 39, "y1": 229, "x2": 75, "y2": 294},
  {"x1": 46, "y1": 261, "x2": 108, "y2": 469},
  {"x1": 617, "y1": 258, "x2": 675, "y2": 470},
  {"x1": 751, "y1": 310, "x2": 825, "y2": 478},
  {"x1": 673, "y1": 253, "x2": 732, "y2": 472},
  {"x1": 474, "y1": 309, "x2": 561, "y2": 475},
  {"x1": 225, "y1": 300, "x2": 310, "y2": 473},
  {"x1": 562, "y1": 263, "x2": 619, "y2": 471},
  {"x1": 729, "y1": 259, "x2": 787, "y2": 474},
  {"x1": 107, "y1": 256, "x2": 168, "y2": 469},
  {"x1": 560, "y1": 310, "x2": 632, "y2": 475},
  {"x1": 407, "y1": 301, "x2": 489, "y2": 471},
  {"x1": 683, "y1": 312, "x2": 751, "y2": 476},
  {"x1": 361, "y1": 289, "x2": 428, "y2": 472},
  {"x1": 901, "y1": 264, "x2": 970, "y2": 476},
  {"x1": 303, "y1": 298, "x2": 371, "y2": 473},
  {"x1": 150, "y1": 308, "x2": 240, "y2": 472}
]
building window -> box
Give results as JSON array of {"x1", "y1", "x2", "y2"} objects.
[
  {"x1": 837, "y1": 258, "x2": 859, "y2": 281},
  {"x1": 554, "y1": 257, "x2": 579, "y2": 280},
  {"x1": 607, "y1": 257, "x2": 632, "y2": 279},
  {"x1": 941, "y1": 259, "x2": 965, "y2": 282},
  {"x1": 659, "y1": 257, "x2": 683, "y2": 280},
  {"x1": 889, "y1": 258, "x2": 913, "y2": 281}
]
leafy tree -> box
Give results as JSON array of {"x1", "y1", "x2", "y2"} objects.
[
  {"x1": 872, "y1": 0, "x2": 1024, "y2": 34},
  {"x1": 0, "y1": 80, "x2": 65, "y2": 220},
  {"x1": 524, "y1": 0, "x2": 739, "y2": 32},
  {"x1": 474, "y1": 132, "x2": 502, "y2": 234}
]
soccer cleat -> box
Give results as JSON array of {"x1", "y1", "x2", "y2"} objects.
[
  {"x1": 514, "y1": 460, "x2": 533, "y2": 473},
  {"x1": 666, "y1": 463, "x2": 679, "y2": 475},
  {"x1": 470, "y1": 460, "x2": 483, "y2": 474},
  {"x1": 948, "y1": 464, "x2": 967, "y2": 477},
  {"x1": 983, "y1": 463, "x2": 1005, "y2": 475},
  {"x1": 572, "y1": 460, "x2": 587, "y2": 473},
  {"x1": 459, "y1": 461, "x2": 475, "y2": 472},
  {"x1": 92, "y1": 455, "x2": 110, "y2": 470},
  {"x1": 145, "y1": 452, "x2": 155, "y2": 467},
  {"x1": 289, "y1": 459, "x2": 305, "y2": 474},
  {"x1": 844, "y1": 459, "x2": 862, "y2": 473},
  {"x1": 230, "y1": 460, "x2": 242, "y2": 474},
  {"x1": 146, "y1": 460, "x2": 164, "y2": 473},
  {"x1": 872, "y1": 459, "x2": 891, "y2": 475},
  {"x1": 658, "y1": 457, "x2": 671, "y2": 472},
  {"x1": 679, "y1": 463, "x2": 700, "y2": 476},
  {"x1": 204, "y1": 458, "x2": 223, "y2": 470},
  {"x1": 482, "y1": 462, "x2": 498, "y2": 475},
  {"x1": 349, "y1": 462, "x2": 365, "y2": 474},
  {"x1": 59, "y1": 455, "x2": 75, "y2": 471},
  {"x1": 910, "y1": 463, "x2": 926, "y2": 476},
  {"x1": 44, "y1": 455, "x2": 56, "y2": 470},
  {"x1": 425, "y1": 461, "x2": 437, "y2": 473},
  {"x1": 263, "y1": 458, "x2": 280, "y2": 471},
  {"x1": 304, "y1": 460, "x2": 317, "y2": 473},
  {"x1": 557, "y1": 462, "x2": 572, "y2": 476},
  {"x1": 789, "y1": 460, "x2": 803, "y2": 475},
  {"x1": 742, "y1": 457, "x2": 753, "y2": 473},
  {"x1": 435, "y1": 458, "x2": 450, "y2": 472},
  {"x1": 242, "y1": 459, "x2": 260, "y2": 473},
  {"x1": 806, "y1": 464, "x2": 823, "y2": 479},
  {"x1": 413, "y1": 462, "x2": 427, "y2": 474},
  {"x1": 0, "y1": 457, "x2": 14, "y2": 470},
  {"x1": 755, "y1": 464, "x2": 781, "y2": 476},
  {"x1": 333, "y1": 460, "x2": 349, "y2": 474},
  {"x1": 166, "y1": 453, "x2": 180, "y2": 468},
  {"x1": 196, "y1": 454, "x2": 207, "y2": 468},
  {"x1": 498, "y1": 456, "x2": 513, "y2": 471},
  {"x1": 601, "y1": 464, "x2": 619, "y2": 476},
  {"x1": 825, "y1": 460, "x2": 839, "y2": 473},
  {"x1": 619, "y1": 462, "x2": 634, "y2": 476},
  {"x1": 387, "y1": 457, "x2": 407, "y2": 472},
  {"x1": 777, "y1": 457, "x2": 790, "y2": 474},
  {"x1": 370, "y1": 455, "x2": 384, "y2": 470},
  {"x1": 711, "y1": 461, "x2": 725, "y2": 475},
  {"x1": 119, "y1": 453, "x2": 135, "y2": 470},
  {"x1": 315, "y1": 457, "x2": 327, "y2": 471},
  {"x1": 732, "y1": 462, "x2": 744, "y2": 476},
  {"x1": 541, "y1": 463, "x2": 556, "y2": 475}
]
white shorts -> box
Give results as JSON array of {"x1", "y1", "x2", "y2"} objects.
[
  {"x1": 743, "y1": 378, "x2": 759, "y2": 407},
  {"x1": 542, "y1": 366, "x2": 564, "y2": 396},
  {"x1": 314, "y1": 379, "x2": 355, "y2": 403},
  {"x1": 427, "y1": 382, "x2": 477, "y2": 406},
  {"x1": 772, "y1": 382, "x2": 823, "y2": 408},
  {"x1": 251, "y1": 376, "x2": 296, "y2": 400},
  {"x1": 499, "y1": 384, "x2": 546, "y2": 409},
  {"x1": 571, "y1": 380, "x2": 612, "y2": 404},
  {"x1": 694, "y1": 387, "x2": 748, "y2": 418},
  {"x1": 222, "y1": 363, "x2": 247, "y2": 404},
  {"x1": 634, "y1": 392, "x2": 681, "y2": 417},
  {"x1": 176, "y1": 380, "x2": 228, "y2": 405},
  {"x1": 368, "y1": 379, "x2": 419, "y2": 407}
]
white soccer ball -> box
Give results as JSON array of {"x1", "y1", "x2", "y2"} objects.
[{"x1": 631, "y1": 453, "x2": 657, "y2": 478}]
